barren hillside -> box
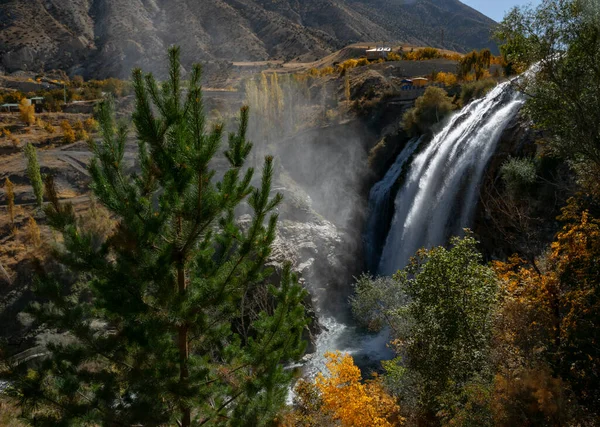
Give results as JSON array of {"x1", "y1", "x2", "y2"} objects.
[{"x1": 0, "y1": 0, "x2": 497, "y2": 78}]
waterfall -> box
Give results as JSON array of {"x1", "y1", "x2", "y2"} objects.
[
  {"x1": 363, "y1": 137, "x2": 422, "y2": 273},
  {"x1": 298, "y1": 77, "x2": 527, "y2": 392},
  {"x1": 378, "y1": 81, "x2": 525, "y2": 275}
]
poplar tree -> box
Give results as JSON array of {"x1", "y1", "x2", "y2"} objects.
[
  {"x1": 24, "y1": 143, "x2": 44, "y2": 207},
  {"x1": 2, "y1": 47, "x2": 307, "y2": 426}
]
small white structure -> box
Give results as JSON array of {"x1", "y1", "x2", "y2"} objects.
[
  {"x1": 1, "y1": 103, "x2": 19, "y2": 113},
  {"x1": 366, "y1": 47, "x2": 392, "y2": 60}
]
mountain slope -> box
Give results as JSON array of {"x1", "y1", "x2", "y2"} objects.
[{"x1": 0, "y1": 0, "x2": 497, "y2": 78}]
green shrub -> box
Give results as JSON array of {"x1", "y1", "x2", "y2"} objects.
[
  {"x1": 402, "y1": 86, "x2": 456, "y2": 135},
  {"x1": 501, "y1": 156, "x2": 537, "y2": 195},
  {"x1": 460, "y1": 79, "x2": 497, "y2": 106}
]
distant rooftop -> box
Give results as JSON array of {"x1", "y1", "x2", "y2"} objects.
[{"x1": 366, "y1": 47, "x2": 392, "y2": 52}]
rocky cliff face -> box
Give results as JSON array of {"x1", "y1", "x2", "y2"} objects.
[
  {"x1": 473, "y1": 112, "x2": 575, "y2": 262},
  {"x1": 0, "y1": 0, "x2": 496, "y2": 78}
]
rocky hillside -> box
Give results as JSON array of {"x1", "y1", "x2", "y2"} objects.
[{"x1": 0, "y1": 0, "x2": 497, "y2": 78}]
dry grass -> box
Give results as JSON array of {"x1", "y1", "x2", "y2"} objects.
[{"x1": 0, "y1": 397, "x2": 25, "y2": 427}]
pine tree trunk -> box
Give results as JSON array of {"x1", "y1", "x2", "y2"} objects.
[{"x1": 178, "y1": 264, "x2": 191, "y2": 427}]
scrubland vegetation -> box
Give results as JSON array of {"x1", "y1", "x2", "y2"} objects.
[
  {"x1": 0, "y1": 76, "x2": 131, "y2": 114},
  {"x1": 402, "y1": 87, "x2": 456, "y2": 135}
]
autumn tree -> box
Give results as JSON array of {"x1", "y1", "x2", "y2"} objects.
[
  {"x1": 43, "y1": 121, "x2": 55, "y2": 134},
  {"x1": 24, "y1": 143, "x2": 43, "y2": 207},
  {"x1": 60, "y1": 120, "x2": 75, "y2": 144},
  {"x1": 475, "y1": 49, "x2": 492, "y2": 80},
  {"x1": 245, "y1": 72, "x2": 286, "y2": 141},
  {"x1": 83, "y1": 117, "x2": 98, "y2": 133},
  {"x1": 315, "y1": 352, "x2": 401, "y2": 427},
  {"x1": 492, "y1": 197, "x2": 600, "y2": 422},
  {"x1": 73, "y1": 120, "x2": 88, "y2": 141},
  {"x1": 344, "y1": 74, "x2": 351, "y2": 103},
  {"x1": 435, "y1": 71, "x2": 458, "y2": 87},
  {"x1": 1, "y1": 47, "x2": 308, "y2": 427},
  {"x1": 26, "y1": 216, "x2": 41, "y2": 248},
  {"x1": 18, "y1": 98, "x2": 35, "y2": 126},
  {"x1": 458, "y1": 49, "x2": 492, "y2": 80}
]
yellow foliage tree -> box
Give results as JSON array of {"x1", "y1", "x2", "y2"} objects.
[
  {"x1": 337, "y1": 59, "x2": 359, "y2": 72},
  {"x1": 307, "y1": 68, "x2": 320, "y2": 77},
  {"x1": 404, "y1": 48, "x2": 441, "y2": 61},
  {"x1": 315, "y1": 352, "x2": 402, "y2": 427},
  {"x1": 492, "y1": 198, "x2": 600, "y2": 417},
  {"x1": 18, "y1": 98, "x2": 35, "y2": 126},
  {"x1": 3, "y1": 128, "x2": 20, "y2": 148},
  {"x1": 60, "y1": 120, "x2": 75, "y2": 144},
  {"x1": 269, "y1": 73, "x2": 284, "y2": 123},
  {"x1": 387, "y1": 52, "x2": 402, "y2": 61},
  {"x1": 73, "y1": 120, "x2": 88, "y2": 141},
  {"x1": 344, "y1": 75, "x2": 351, "y2": 102},
  {"x1": 435, "y1": 72, "x2": 458, "y2": 86},
  {"x1": 319, "y1": 67, "x2": 335, "y2": 76},
  {"x1": 26, "y1": 216, "x2": 41, "y2": 248},
  {"x1": 83, "y1": 117, "x2": 98, "y2": 133},
  {"x1": 44, "y1": 121, "x2": 56, "y2": 134}
]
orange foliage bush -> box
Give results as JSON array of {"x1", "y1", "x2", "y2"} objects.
[
  {"x1": 435, "y1": 72, "x2": 458, "y2": 86},
  {"x1": 387, "y1": 52, "x2": 402, "y2": 61},
  {"x1": 492, "y1": 367, "x2": 569, "y2": 426},
  {"x1": 492, "y1": 198, "x2": 600, "y2": 416},
  {"x1": 319, "y1": 67, "x2": 335, "y2": 77},
  {"x1": 337, "y1": 59, "x2": 359, "y2": 72},
  {"x1": 315, "y1": 352, "x2": 402, "y2": 427},
  {"x1": 18, "y1": 98, "x2": 35, "y2": 126},
  {"x1": 60, "y1": 120, "x2": 75, "y2": 144},
  {"x1": 404, "y1": 48, "x2": 441, "y2": 61},
  {"x1": 443, "y1": 52, "x2": 464, "y2": 61}
]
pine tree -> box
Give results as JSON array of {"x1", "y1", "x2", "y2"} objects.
[
  {"x1": 2, "y1": 47, "x2": 308, "y2": 426},
  {"x1": 24, "y1": 143, "x2": 43, "y2": 207}
]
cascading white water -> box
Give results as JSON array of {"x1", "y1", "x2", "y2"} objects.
[
  {"x1": 378, "y1": 81, "x2": 525, "y2": 275},
  {"x1": 363, "y1": 137, "x2": 422, "y2": 273}
]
